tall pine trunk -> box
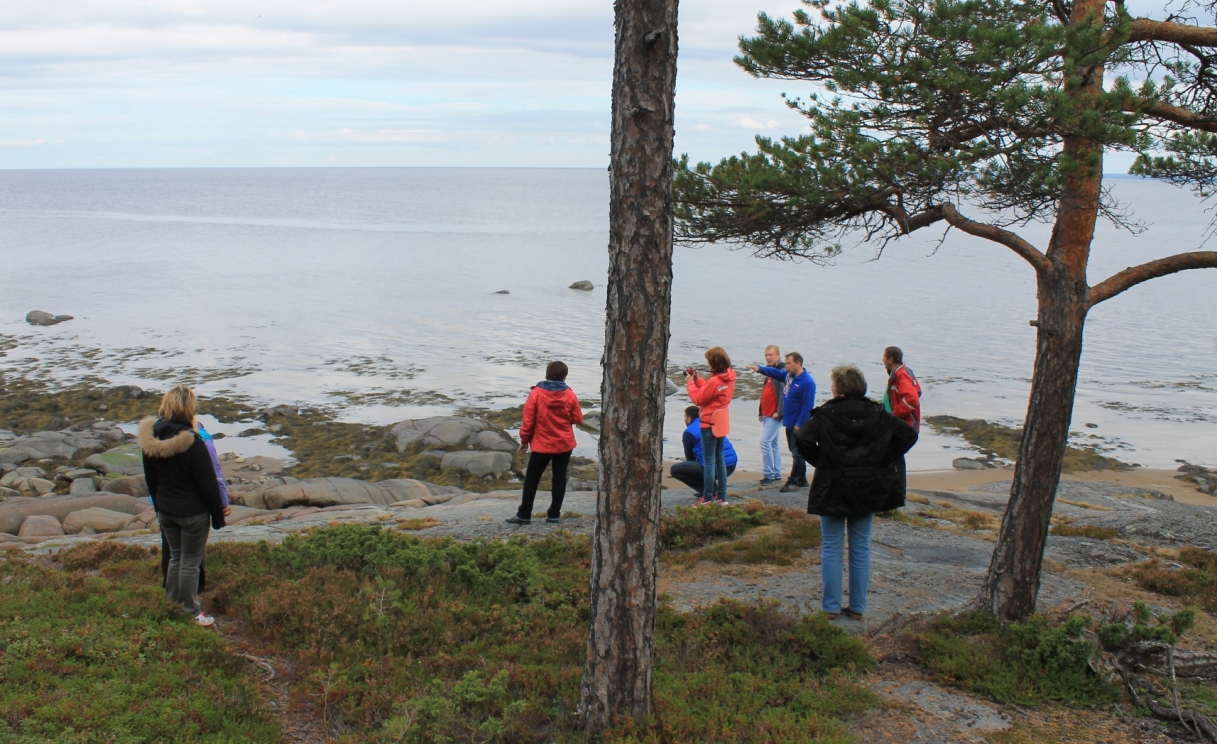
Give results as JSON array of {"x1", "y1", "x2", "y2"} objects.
[
  {"x1": 981, "y1": 0, "x2": 1104, "y2": 619},
  {"x1": 578, "y1": 0, "x2": 679, "y2": 734}
]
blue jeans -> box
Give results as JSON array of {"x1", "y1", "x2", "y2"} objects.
[
  {"x1": 819, "y1": 514, "x2": 873, "y2": 615},
  {"x1": 760, "y1": 416, "x2": 783, "y2": 480},
  {"x1": 699, "y1": 428, "x2": 728, "y2": 501}
]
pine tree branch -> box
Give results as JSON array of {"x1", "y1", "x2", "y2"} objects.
[
  {"x1": 1134, "y1": 99, "x2": 1217, "y2": 132},
  {"x1": 1127, "y1": 19, "x2": 1217, "y2": 47},
  {"x1": 940, "y1": 202, "x2": 1051, "y2": 273},
  {"x1": 1087, "y1": 251, "x2": 1217, "y2": 307}
]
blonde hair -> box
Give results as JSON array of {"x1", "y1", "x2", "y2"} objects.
[
  {"x1": 830, "y1": 364, "x2": 867, "y2": 397},
  {"x1": 705, "y1": 346, "x2": 731, "y2": 374},
  {"x1": 159, "y1": 385, "x2": 198, "y2": 424}
]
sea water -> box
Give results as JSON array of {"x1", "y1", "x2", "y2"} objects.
[{"x1": 0, "y1": 168, "x2": 1213, "y2": 471}]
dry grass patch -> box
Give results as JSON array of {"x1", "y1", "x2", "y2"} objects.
[
  {"x1": 661, "y1": 500, "x2": 822, "y2": 567},
  {"x1": 396, "y1": 517, "x2": 441, "y2": 530}
]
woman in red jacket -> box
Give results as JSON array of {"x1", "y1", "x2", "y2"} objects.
[
  {"x1": 507, "y1": 361, "x2": 584, "y2": 525},
  {"x1": 686, "y1": 346, "x2": 736, "y2": 506}
]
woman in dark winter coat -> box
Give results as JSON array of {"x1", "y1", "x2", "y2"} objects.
[
  {"x1": 139, "y1": 385, "x2": 226, "y2": 627},
  {"x1": 796, "y1": 364, "x2": 917, "y2": 620},
  {"x1": 506, "y1": 361, "x2": 584, "y2": 525}
]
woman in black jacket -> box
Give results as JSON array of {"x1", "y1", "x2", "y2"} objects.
[
  {"x1": 796, "y1": 364, "x2": 917, "y2": 620},
  {"x1": 139, "y1": 385, "x2": 226, "y2": 627}
]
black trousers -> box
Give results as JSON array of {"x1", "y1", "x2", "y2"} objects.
[
  {"x1": 670, "y1": 460, "x2": 736, "y2": 493},
  {"x1": 786, "y1": 428, "x2": 808, "y2": 484},
  {"x1": 516, "y1": 450, "x2": 572, "y2": 520},
  {"x1": 161, "y1": 528, "x2": 206, "y2": 593}
]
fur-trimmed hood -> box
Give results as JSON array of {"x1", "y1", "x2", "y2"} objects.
[{"x1": 138, "y1": 417, "x2": 197, "y2": 458}]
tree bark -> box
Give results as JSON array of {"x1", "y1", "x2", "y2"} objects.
[
  {"x1": 980, "y1": 0, "x2": 1104, "y2": 620},
  {"x1": 579, "y1": 0, "x2": 679, "y2": 735}
]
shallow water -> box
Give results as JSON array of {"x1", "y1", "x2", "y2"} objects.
[{"x1": 0, "y1": 168, "x2": 1213, "y2": 471}]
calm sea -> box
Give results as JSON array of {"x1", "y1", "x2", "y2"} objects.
[{"x1": 0, "y1": 168, "x2": 1213, "y2": 471}]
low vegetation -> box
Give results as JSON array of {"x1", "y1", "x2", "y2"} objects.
[
  {"x1": 1, "y1": 527, "x2": 877, "y2": 742},
  {"x1": 1049, "y1": 521, "x2": 1119, "y2": 540},
  {"x1": 1128, "y1": 547, "x2": 1217, "y2": 612},
  {"x1": 0, "y1": 542, "x2": 279, "y2": 742},
  {"x1": 660, "y1": 501, "x2": 821, "y2": 566},
  {"x1": 920, "y1": 611, "x2": 1120, "y2": 706}
]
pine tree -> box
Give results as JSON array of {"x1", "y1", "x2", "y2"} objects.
[
  {"x1": 579, "y1": 0, "x2": 679, "y2": 732},
  {"x1": 673, "y1": 0, "x2": 1217, "y2": 620}
]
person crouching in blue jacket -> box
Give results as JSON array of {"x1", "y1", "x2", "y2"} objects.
[{"x1": 669, "y1": 406, "x2": 737, "y2": 502}]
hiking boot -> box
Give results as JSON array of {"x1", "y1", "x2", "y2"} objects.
[
  {"x1": 546, "y1": 517, "x2": 560, "y2": 524},
  {"x1": 778, "y1": 481, "x2": 802, "y2": 493},
  {"x1": 505, "y1": 515, "x2": 532, "y2": 525},
  {"x1": 841, "y1": 607, "x2": 864, "y2": 621}
]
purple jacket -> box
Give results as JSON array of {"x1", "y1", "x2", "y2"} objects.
[{"x1": 196, "y1": 424, "x2": 230, "y2": 508}]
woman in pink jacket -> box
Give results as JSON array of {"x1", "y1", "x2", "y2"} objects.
[{"x1": 685, "y1": 346, "x2": 736, "y2": 506}]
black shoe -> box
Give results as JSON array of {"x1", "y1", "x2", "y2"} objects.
[
  {"x1": 546, "y1": 517, "x2": 560, "y2": 524},
  {"x1": 796, "y1": 480, "x2": 810, "y2": 488},
  {"x1": 778, "y1": 481, "x2": 801, "y2": 493},
  {"x1": 759, "y1": 478, "x2": 780, "y2": 486},
  {"x1": 505, "y1": 515, "x2": 532, "y2": 525}
]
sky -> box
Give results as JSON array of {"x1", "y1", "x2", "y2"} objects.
[
  {"x1": 0, "y1": 0, "x2": 816, "y2": 169},
  {"x1": 0, "y1": 0, "x2": 1167, "y2": 170}
]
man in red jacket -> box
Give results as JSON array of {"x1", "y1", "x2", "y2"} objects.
[
  {"x1": 882, "y1": 346, "x2": 922, "y2": 432},
  {"x1": 507, "y1": 361, "x2": 584, "y2": 525}
]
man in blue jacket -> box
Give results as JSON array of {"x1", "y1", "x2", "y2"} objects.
[
  {"x1": 752, "y1": 351, "x2": 816, "y2": 492},
  {"x1": 670, "y1": 406, "x2": 737, "y2": 500}
]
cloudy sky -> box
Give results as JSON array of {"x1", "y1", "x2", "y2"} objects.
[{"x1": 0, "y1": 0, "x2": 819, "y2": 168}]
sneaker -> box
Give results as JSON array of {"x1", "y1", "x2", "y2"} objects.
[
  {"x1": 696, "y1": 497, "x2": 713, "y2": 507},
  {"x1": 778, "y1": 481, "x2": 802, "y2": 493},
  {"x1": 715, "y1": 498, "x2": 730, "y2": 506},
  {"x1": 759, "y1": 478, "x2": 780, "y2": 486},
  {"x1": 505, "y1": 515, "x2": 532, "y2": 525},
  {"x1": 194, "y1": 612, "x2": 215, "y2": 628},
  {"x1": 546, "y1": 517, "x2": 560, "y2": 524}
]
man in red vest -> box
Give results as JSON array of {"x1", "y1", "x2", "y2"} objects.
[{"x1": 882, "y1": 346, "x2": 922, "y2": 432}]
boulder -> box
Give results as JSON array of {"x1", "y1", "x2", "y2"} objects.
[
  {"x1": 18, "y1": 515, "x2": 65, "y2": 537},
  {"x1": 84, "y1": 443, "x2": 144, "y2": 475},
  {"x1": 226, "y1": 505, "x2": 271, "y2": 523},
  {"x1": 0, "y1": 492, "x2": 150, "y2": 535},
  {"x1": 69, "y1": 478, "x2": 97, "y2": 495},
  {"x1": 440, "y1": 451, "x2": 512, "y2": 478},
  {"x1": 952, "y1": 458, "x2": 986, "y2": 471},
  {"x1": 260, "y1": 477, "x2": 400, "y2": 510},
  {"x1": 0, "y1": 487, "x2": 19, "y2": 500},
  {"x1": 25, "y1": 310, "x2": 60, "y2": 326},
  {"x1": 30, "y1": 478, "x2": 56, "y2": 495},
  {"x1": 665, "y1": 379, "x2": 679, "y2": 397},
  {"x1": 3, "y1": 428, "x2": 116, "y2": 461},
  {"x1": 569, "y1": 280, "x2": 594, "y2": 291},
  {"x1": 470, "y1": 429, "x2": 518, "y2": 452},
  {"x1": 59, "y1": 467, "x2": 99, "y2": 482},
  {"x1": 390, "y1": 416, "x2": 493, "y2": 451},
  {"x1": 580, "y1": 410, "x2": 602, "y2": 432},
  {"x1": 0, "y1": 448, "x2": 29, "y2": 465},
  {"x1": 63, "y1": 507, "x2": 136, "y2": 535},
  {"x1": 0, "y1": 430, "x2": 15, "y2": 442},
  {"x1": 105, "y1": 475, "x2": 149, "y2": 498}
]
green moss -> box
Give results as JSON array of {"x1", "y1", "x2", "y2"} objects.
[{"x1": 925, "y1": 415, "x2": 1131, "y2": 472}]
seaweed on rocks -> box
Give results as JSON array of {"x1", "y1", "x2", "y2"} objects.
[{"x1": 926, "y1": 415, "x2": 1132, "y2": 472}]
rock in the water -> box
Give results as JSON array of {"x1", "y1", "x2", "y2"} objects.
[
  {"x1": 569, "y1": 280, "x2": 594, "y2": 291},
  {"x1": 494, "y1": 290, "x2": 510, "y2": 294},
  {"x1": 25, "y1": 310, "x2": 60, "y2": 326},
  {"x1": 952, "y1": 457, "x2": 986, "y2": 471},
  {"x1": 84, "y1": 443, "x2": 144, "y2": 475},
  {"x1": 580, "y1": 410, "x2": 602, "y2": 432},
  {"x1": 440, "y1": 451, "x2": 512, "y2": 478},
  {"x1": 53, "y1": 315, "x2": 74, "y2": 322},
  {"x1": 63, "y1": 507, "x2": 136, "y2": 535},
  {"x1": 69, "y1": 478, "x2": 97, "y2": 495},
  {"x1": 18, "y1": 514, "x2": 65, "y2": 537}
]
